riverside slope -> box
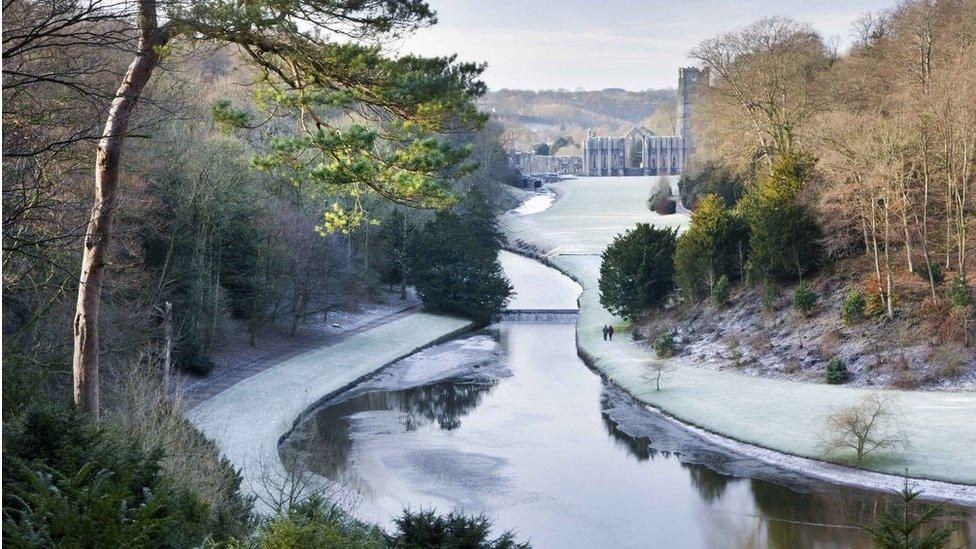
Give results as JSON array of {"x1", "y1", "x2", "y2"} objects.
[{"x1": 503, "y1": 176, "x2": 976, "y2": 498}]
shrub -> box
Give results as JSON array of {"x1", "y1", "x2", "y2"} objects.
[
  {"x1": 647, "y1": 177, "x2": 673, "y2": 212},
  {"x1": 408, "y1": 211, "x2": 512, "y2": 322},
  {"x1": 386, "y1": 509, "x2": 530, "y2": 549},
  {"x1": 654, "y1": 197, "x2": 677, "y2": 215},
  {"x1": 859, "y1": 479, "x2": 956, "y2": 549},
  {"x1": 916, "y1": 261, "x2": 944, "y2": 286},
  {"x1": 761, "y1": 282, "x2": 781, "y2": 313},
  {"x1": 653, "y1": 331, "x2": 676, "y2": 358},
  {"x1": 678, "y1": 160, "x2": 745, "y2": 209},
  {"x1": 946, "y1": 275, "x2": 973, "y2": 308},
  {"x1": 249, "y1": 495, "x2": 383, "y2": 548},
  {"x1": 737, "y1": 152, "x2": 821, "y2": 282},
  {"x1": 889, "y1": 354, "x2": 919, "y2": 389},
  {"x1": 2, "y1": 406, "x2": 212, "y2": 548},
  {"x1": 865, "y1": 290, "x2": 886, "y2": 317},
  {"x1": 929, "y1": 345, "x2": 964, "y2": 379},
  {"x1": 793, "y1": 281, "x2": 817, "y2": 316},
  {"x1": 711, "y1": 275, "x2": 731, "y2": 306},
  {"x1": 825, "y1": 357, "x2": 848, "y2": 384},
  {"x1": 599, "y1": 223, "x2": 678, "y2": 320},
  {"x1": 674, "y1": 194, "x2": 747, "y2": 301},
  {"x1": 180, "y1": 345, "x2": 216, "y2": 376},
  {"x1": 841, "y1": 287, "x2": 866, "y2": 325}
]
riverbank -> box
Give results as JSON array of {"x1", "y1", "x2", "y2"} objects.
[
  {"x1": 179, "y1": 291, "x2": 422, "y2": 408},
  {"x1": 188, "y1": 312, "x2": 473, "y2": 510},
  {"x1": 502, "y1": 176, "x2": 976, "y2": 501}
]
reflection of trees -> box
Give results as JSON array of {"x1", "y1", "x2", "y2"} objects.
[
  {"x1": 284, "y1": 379, "x2": 497, "y2": 479},
  {"x1": 680, "y1": 463, "x2": 734, "y2": 504},
  {"x1": 397, "y1": 381, "x2": 495, "y2": 431},
  {"x1": 600, "y1": 413, "x2": 658, "y2": 461},
  {"x1": 749, "y1": 479, "x2": 882, "y2": 548}
]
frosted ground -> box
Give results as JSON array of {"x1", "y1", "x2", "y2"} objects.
[
  {"x1": 188, "y1": 312, "x2": 472, "y2": 509},
  {"x1": 504, "y1": 176, "x2": 976, "y2": 488}
]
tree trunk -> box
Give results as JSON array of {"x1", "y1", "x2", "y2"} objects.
[
  {"x1": 901, "y1": 198, "x2": 914, "y2": 274},
  {"x1": 883, "y1": 196, "x2": 894, "y2": 319},
  {"x1": 71, "y1": 0, "x2": 167, "y2": 417},
  {"x1": 163, "y1": 301, "x2": 172, "y2": 397}
]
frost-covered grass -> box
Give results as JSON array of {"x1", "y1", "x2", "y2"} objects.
[
  {"x1": 503, "y1": 176, "x2": 687, "y2": 256},
  {"x1": 188, "y1": 312, "x2": 472, "y2": 509},
  {"x1": 508, "y1": 176, "x2": 976, "y2": 485}
]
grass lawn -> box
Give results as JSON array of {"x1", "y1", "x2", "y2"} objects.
[{"x1": 506, "y1": 176, "x2": 976, "y2": 485}]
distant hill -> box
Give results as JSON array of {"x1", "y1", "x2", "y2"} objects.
[{"x1": 480, "y1": 88, "x2": 676, "y2": 153}]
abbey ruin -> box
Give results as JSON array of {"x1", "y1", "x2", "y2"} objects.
[{"x1": 581, "y1": 67, "x2": 708, "y2": 176}]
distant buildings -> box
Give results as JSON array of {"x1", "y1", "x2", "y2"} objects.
[
  {"x1": 580, "y1": 127, "x2": 684, "y2": 177},
  {"x1": 580, "y1": 67, "x2": 709, "y2": 177},
  {"x1": 507, "y1": 66, "x2": 709, "y2": 181},
  {"x1": 509, "y1": 151, "x2": 582, "y2": 177}
]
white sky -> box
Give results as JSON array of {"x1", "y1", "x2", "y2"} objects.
[{"x1": 395, "y1": 0, "x2": 895, "y2": 91}]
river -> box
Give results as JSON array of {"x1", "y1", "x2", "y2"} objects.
[{"x1": 281, "y1": 250, "x2": 974, "y2": 548}]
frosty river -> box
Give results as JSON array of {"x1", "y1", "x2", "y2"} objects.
[{"x1": 281, "y1": 250, "x2": 974, "y2": 548}]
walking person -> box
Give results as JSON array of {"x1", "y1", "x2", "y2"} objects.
[
  {"x1": 608, "y1": 324, "x2": 614, "y2": 341},
  {"x1": 602, "y1": 325, "x2": 608, "y2": 341}
]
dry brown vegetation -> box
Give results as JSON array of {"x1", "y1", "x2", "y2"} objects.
[{"x1": 666, "y1": 1, "x2": 976, "y2": 387}]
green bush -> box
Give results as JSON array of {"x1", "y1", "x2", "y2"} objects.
[
  {"x1": 386, "y1": 509, "x2": 530, "y2": 549},
  {"x1": 737, "y1": 152, "x2": 821, "y2": 282},
  {"x1": 711, "y1": 275, "x2": 732, "y2": 306},
  {"x1": 761, "y1": 282, "x2": 781, "y2": 313},
  {"x1": 793, "y1": 282, "x2": 817, "y2": 316},
  {"x1": 675, "y1": 194, "x2": 747, "y2": 301},
  {"x1": 841, "y1": 287, "x2": 866, "y2": 325},
  {"x1": 244, "y1": 495, "x2": 383, "y2": 549},
  {"x1": 946, "y1": 275, "x2": 973, "y2": 308},
  {"x1": 678, "y1": 160, "x2": 745, "y2": 209},
  {"x1": 408, "y1": 211, "x2": 512, "y2": 322},
  {"x1": 859, "y1": 480, "x2": 956, "y2": 548},
  {"x1": 3, "y1": 407, "x2": 211, "y2": 548},
  {"x1": 653, "y1": 331, "x2": 676, "y2": 358},
  {"x1": 598, "y1": 223, "x2": 678, "y2": 320},
  {"x1": 825, "y1": 357, "x2": 848, "y2": 384}
]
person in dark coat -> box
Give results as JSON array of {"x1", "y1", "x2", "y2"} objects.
[
  {"x1": 602, "y1": 325, "x2": 609, "y2": 341},
  {"x1": 608, "y1": 324, "x2": 615, "y2": 341}
]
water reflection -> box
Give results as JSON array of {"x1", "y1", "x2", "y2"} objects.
[
  {"x1": 684, "y1": 464, "x2": 735, "y2": 504},
  {"x1": 285, "y1": 379, "x2": 496, "y2": 479},
  {"x1": 283, "y1": 324, "x2": 974, "y2": 549}
]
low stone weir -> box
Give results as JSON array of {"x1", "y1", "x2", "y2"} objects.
[{"x1": 494, "y1": 309, "x2": 578, "y2": 322}]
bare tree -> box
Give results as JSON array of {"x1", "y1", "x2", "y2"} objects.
[
  {"x1": 644, "y1": 361, "x2": 672, "y2": 391},
  {"x1": 820, "y1": 392, "x2": 911, "y2": 463},
  {"x1": 256, "y1": 450, "x2": 349, "y2": 515},
  {"x1": 690, "y1": 16, "x2": 833, "y2": 166}
]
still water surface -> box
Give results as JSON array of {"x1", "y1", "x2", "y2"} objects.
[{"x1": 282, "y1": 253, "x2": 974, "y2": 548}]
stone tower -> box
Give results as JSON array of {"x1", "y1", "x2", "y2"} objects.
[{"x1": 676, "y1": 66, "x2": 709, "y2": 155}]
